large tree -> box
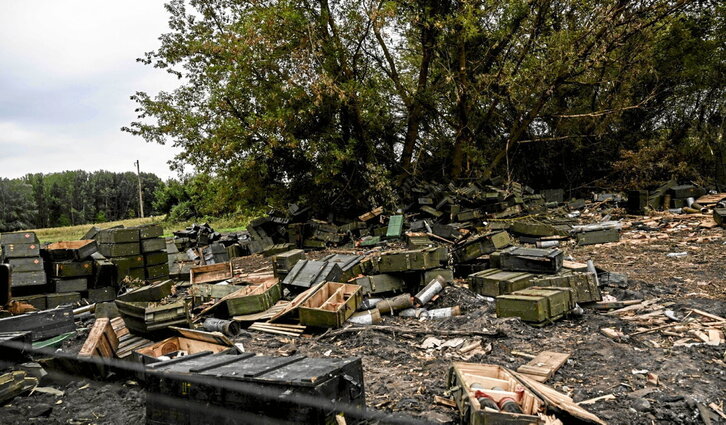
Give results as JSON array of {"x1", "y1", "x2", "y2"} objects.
[{"x1": 125, "y1": 0, "x2": 723, "y2": 213}]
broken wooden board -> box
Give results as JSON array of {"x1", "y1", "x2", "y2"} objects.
[
  {"x1": 517, "y1": 351, "x2": 570, "y2": 383},
  {"x1": 0, "y1": 371, "x2": 38, "y2": 404},
  {"x1": 248, "y1": 322, "x2": 306, "y2": 337},
  {"x1": 232, "y1": 300, "x2": 290, "y2": 322},
  {"x1": 79, "y1": 318, "x2": 119, "y2": 358}
]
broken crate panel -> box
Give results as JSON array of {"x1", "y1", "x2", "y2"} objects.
[
  {"x1": 0, "y1": 307, "x2": 75, "y2": 341},
  {"x1": 282, "y1": 260, "x2": 343, "y2": 291},
  {"x1": 496, "y1": 286, "x2": 574, "y2": 325},
  {"x1": 468, "y1": 268, "x2": 535, "y2": 297},
  {"x1": 529, "y1": 272, "x2": 601, "y2": 303},
  {"x1": 144, "y1": 352, "x2": 365, "y2": 425},
  {"x1": 299, "y1": 282, "x2": 362, "y2": 328},
  {"x1": 499, "y1": 246, "x2": 563, "y2": 274},
  {"x1": 115, "y1": 299, "x2": 191, "y2": 334},
  {"x1": 134, "y1": 327, "x2": 233, "y2": 364},
  {"x1": 79, "y1": 317, "x2": 119, "y2": 358},
  {"x1": 189, "y1": 262, "x2": 233, "y2": 285},
  {"x1": 447, "y1": 362, "x2": 604, "y2": 425},
  {"x1": 453, "y1": 231, "x2": 511, "y2": 263}
]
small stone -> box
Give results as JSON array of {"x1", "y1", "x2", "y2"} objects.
[
  {"x1": 631, "y1": 398, "x2": 651, "y2": 412},
  {"x1": 29, "y1": 403, "x2": 52, "y2": 418}
]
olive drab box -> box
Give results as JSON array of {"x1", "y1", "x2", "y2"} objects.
[
  {"x1": 510, "y1": 222, "x2": 569, "y2": 237},
  {"x1": 453, "y1": 231, "x2": 511, "y2": 263},
  {"x1": 299, "y1": 282, "x2": 363, "y2": 328},
  {"x1": 7, "y1": 257, "x2": 44, "y2": 273},
  {"x1": 354, "y1": 274, "x2": 405, "y2": 295},
  {"x1": 2, "y1": 243, "x2": 40, "y2": 259},
  {"x1": 385, "y1": 215, "x2": 404, "y2": 238},
  {"x1": 374, "y1": 248, "x2": 441, "y2": 273},
  {"x1": 138, "y1": 224, "x2": 163, "y2": 239},
  {"x1": 529, "y1": 272, "x2": 601, "y2": 303},
  {"x1": 51, "y1": 278, "x2": 87, "y2": 293},
  {"x1": 499, "y1": 246, "x2": 564, "y2": 274},
  {"x1": 46, "y1": 292, "x2": 81, "y2": 309},
  {"x1": 141, "y1": 238, "x2": 166, "y2": 253},
  {"x1": 496, "y1": 287, "x2": 575, "y2": 325},
  {"x1": 713, "y1": 208, "x2": 726, "y2": 227},
  {"x1": 0, "y1": 232, "x2": 39, "y2": 245},
  {"x1": 96, "y1": 228, "x2": 140, "y2": 244},
  {"x1": 468, "y1": 269, "x2": 535, "y2": 297},
  {"x1": 11, "y1": 271, "x2": 46, "y2": 288},
  {"x1": 220, "y1": 280, "x2": 282, "y2": 316},
  {"x1": 44, "y1": 240, "x2": 98, "y2": 261},
  {"x1": 447, "y1": 362, "x2": 605, "y2": 425},
  {"x1": 98, "y1": 243, "x2": 141, "y2": 258},
  {"x1": 627, "y1": 190, "x2": 649, "y2": 214},
  {"x1": 144, "y1": 352, "x2": 365, "y2": 425},
  {"x1": 115, "y1": 299, "x2": 190, "y2": 334},
  {"x1": 144, "y1": 251, "x2": 169, "y2": 267},
  {"x1": 51, "y1": 261, "x2": 93, "y2": 278},
  {"x1": 272, "y1": 249, "x2": 305, "y2": 278},
  {"x1": 320, "y1": 254, "x2": 364, "y2": 281},
  {"x1": 576, "y1": 229, "x2": 620, "y2": 246}
]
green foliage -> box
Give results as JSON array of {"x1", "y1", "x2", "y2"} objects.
[{"x1": 125, "y1": 0, "x2": 725, "y2": 215}]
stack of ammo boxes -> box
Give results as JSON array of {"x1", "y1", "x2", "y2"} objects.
[
  {"x1": 45, "y1": 240, "x2": 97, "y2": 308},
  {"x1": 1, "y1": 232, "x2": 46, "y2": 292},
  {"x1": 139, "y1": 225, "x2": 169, "y2": 281},
  {"x1": 95, "y1": 225, "x2": 169, "y2": 284}
]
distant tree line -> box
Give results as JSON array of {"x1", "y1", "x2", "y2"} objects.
[
  {"x1": 125, "y1": 0, "x2": 725, "y2": 216},
  {"x1": 0, "y1": 171, "x2": 163, "y2": 232}
]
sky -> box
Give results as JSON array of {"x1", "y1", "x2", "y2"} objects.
[{"x1": 0, "y1": 1, "x2": 181, "y2": 180}]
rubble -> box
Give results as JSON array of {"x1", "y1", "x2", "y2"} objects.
[{"x1": 0, "y1": 179, "x2": 723, "y2": 424}]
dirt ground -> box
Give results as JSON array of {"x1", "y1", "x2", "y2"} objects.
[{"x1": 2, "y1": 213, "x2": 724, "y2": 425}]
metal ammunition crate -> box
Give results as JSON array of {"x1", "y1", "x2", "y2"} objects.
[
  {"x1": 499, "y1": 246, "x2": 563, "y2": 274},
  {"x1": 299, "y1": 282, "x2": 362, "y2": 328},
  {"x1": 496, "y1": 287, "x2": 574, "y2": 325},
  {"x1": 468, "y1": 268, "x2": 535, "y2": 297}
]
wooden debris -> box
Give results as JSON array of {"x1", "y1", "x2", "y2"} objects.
[
  {"x1": 577, "y1": 394, "x2": 616, "y2": 405},
  {"x1": 709, "y1": 402, "x2": 726, "y2": 420},
  {"x1": 434, "y1": 395, "x2": 457, "y2": 408},
  {"x1": 516, "y1": 351, "x2": 570, "y2": 383},
  {"x1": 79, "y1": 318, "x2": 119, "y2": 358},
  {"x1": 0, "y1": 371, "x2": 38, "y2": 404},
  {"x1": 600, "y1": 328, "x2": 626, "y2": 340},
  {"x1": 248, "y1": 322, "x2": 306, "y2": 337}
]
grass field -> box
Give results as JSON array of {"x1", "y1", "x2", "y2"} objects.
[{"x1": 24, "y1": 215, "x2": 250, "y2": 243}]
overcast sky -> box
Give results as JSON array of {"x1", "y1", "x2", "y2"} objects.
[{"x1": 0, "y1": 1, "x2": 181, "y2": 180}]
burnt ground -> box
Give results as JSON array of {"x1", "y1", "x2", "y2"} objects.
[{"x1": 1, "y1": 215, "x2": 724, "y2": 425}]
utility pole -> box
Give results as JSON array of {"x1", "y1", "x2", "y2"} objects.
[{"x1": 134, "y1": 160, "x2": 145, "y2": 218}]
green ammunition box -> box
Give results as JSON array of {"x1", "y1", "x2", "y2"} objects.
[
  {"x1": 146, "y1": 264, "x2": 170, "y2": 281},
  {"x1": 13, "y1": 294, "x2": 47, "y2": 310},
  {"x1": 375, "y1": 248, "x2": 440, "y2": 272},
  {"x1": 627, "y1": 190, "x2": 649, "y2": 214},
  {"x1": 96, "y1": 228, "x2": 140, "y2": 244},
  {"x1": 499, "y1": 246, "x2": 563, "y2": 274},
  {"x1": 141, "y1": 238, "x2": 166, "y2": 253},
  {"x1": 144, "y1": 251, "x2": 169, "y2": 267},
  {"x1": 110, "y1": 255, "x2": 144, "y2": 275},
  {"x1": 542, "y1": 189, "x2": 564, "y2": 204},
  {"x1": 421, "y1": 206, "x2": 443, "y2": 218},
  {"x1": 115, "y1": 299, "x2": 190, "y2": 334},
  {"x1": 302, "y1": 239, "x2": 327, "y2": 249},
  {"x1": 51, "y1": 261, "x2": 93, "y2": 278},
  {"x1": 47, "y1": 292, "x2": 81, "y2": 309},
  {"x1": 125, "y1": 267, "x2": 147, "y2": 282},
  {"x1": 421, "y1": 268, "x2": 454, "y2": 285},
  {"x1": 11, "y1": 270, "x2": 46, "y2": 287},
  {"x1": 468, "y1": 268, "x2": 535, "y2": 297},
  {"x1": 282, "y1": 260, "x2": 343, "y2": 291},
  {"x1": 138, "y1": 224, "x2": 163, "y2": 239},
  {"x1": 453, "y1": 231, "x2": 511, "y2": 263},
  {"x1": 354, "y1": 274, "x2": 405, "y2": 295},
  {"x1": 51, "y1": 278, "x2": 88, "y2": 293},
  {"x1": 87, "y1": 287, "x2": 116, "y2": 303},
  {"x1": 489, "y1": 251, "x2": 501, "y2": 268},
  {"x1": 0, "y1": 232, "x2": 39, "y2": 245},
  {"x1": 262, "y1": 243, "x2": 296, "y2": 257},
  {"x1": 669, "y1": 185, "x2": 704, "y2": 199},
  {"x1": 272, "y1": 249, "x2": 305, "y2": 278},
  {"x1": 7, "y1": 257, "x2": 44, "y2": 273},
  {"x1": 2, "y1": 243, "x2": 40, "y2": 258},
  {"x1": 714, "y1": 208, "x2": 726, "y2": 227},
  {"x1": 223, "y1": 281, "x2": 281, "y2": 316},
  {"x1": 496, "y1": 286, "x2": 574, "y2": 324},
  {"x1": 117, "y1": 280, "x2": 173, "y2": 302},
  {"x1": 456, "y1": 209, "x2": 481, "y2": 221},
  {"x1": 576, "y1": 229, "x2": 620, "y2": 246},
  {"x1": 530, "y1": 272, "x2": 601, "y2": 303},
  {"x1": 98, "y1": 243, "x2": 140, "y2": 258},
  {"x1": 321, "y1": 254, "x2": 364, "y2": 282},
  {"x1": 299, "y1": 282, "x2": 362, "y2": 328},
  {"x1": 407, "y1": 236, "x2": 433, "y2": 249},
  {"x1": 510, "y1": 221, "x2": 569, "y2": 237},
  {"x1": 359, "y1": 236, "x2": 382, "y2": 247},
  {"x1": 386, "y1": 215, "x2": 404, "y2": 239},
  {"x1": 671, "y1": 198, "x2": 686, "y2": 208}
]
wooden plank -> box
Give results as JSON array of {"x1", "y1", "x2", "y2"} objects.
[
  {"x1": 690, "y1": 309, "x2": 726, "y2": 323},
  {"x1": 517, "y1": 351, "x2": 570, "y2": 382},
  {"x1": 79, "y1": 318, "x2": 118, "y2": 358}
]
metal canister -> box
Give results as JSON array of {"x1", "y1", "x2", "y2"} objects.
[{"x1": 203, "y1": 318, "x2": 240, "y2": 337}]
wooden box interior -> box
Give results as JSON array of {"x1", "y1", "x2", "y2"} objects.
[
  {"x1": 302, "y1": 282, "x2": 359, "y2": 312},
  {"x1": 454, "y1": 363, "x2": 543, "y2": 416}
]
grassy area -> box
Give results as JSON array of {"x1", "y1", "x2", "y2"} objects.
[{"x1": 24, "y1": 215, "x2": 251, "y2": 243}]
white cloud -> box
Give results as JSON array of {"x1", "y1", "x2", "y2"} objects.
[{"x1": 0, "y1": 0, "x2": 185, "y2": 180}]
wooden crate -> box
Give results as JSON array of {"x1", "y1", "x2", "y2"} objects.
[
  {"x1": 98, "y1": 242, "x2": 141, "y2": 258},
  {"x1": 134, "y1": 327, "x2": 232, "y2": 362},
  {"x1": 353, "y1": 274, "x2": 404, "y2": 295},
  {"x1": 51, "y1": 261, "x2": 94, "y2": 278},
  {"x1": 375, "y1": 248, "x2": 441, "y2": 272},
  {"x1": 115, "y1": 299, "x2": 190, "y2": 334},
  {"x1": 222, "y1": 280, "x2": 281, "y2": 316},
  {"x1": 496, "y1": 287, "x2": 574, "y2": 325},
  {"x1": 79, "y1": 318, "x2": 119, "y2": 358},
  {"x1": 447, "y1": 362, "x2": 604, "y2": 425},
  {"x1": 576, "y1": 229, "x2": 620, "y2": 246},
  {"x1": 299, "y1": 282, "x2": 362, "y2": 328},
  {"x1": 530, "y1": 272, "x2": 602, "y2": 303},
  {"x1": 189, "y1": 262, "x2": 233, "y2": 284},
  {"x1": 453, "y1": 231, "x2": 511, "y2": 263}
]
